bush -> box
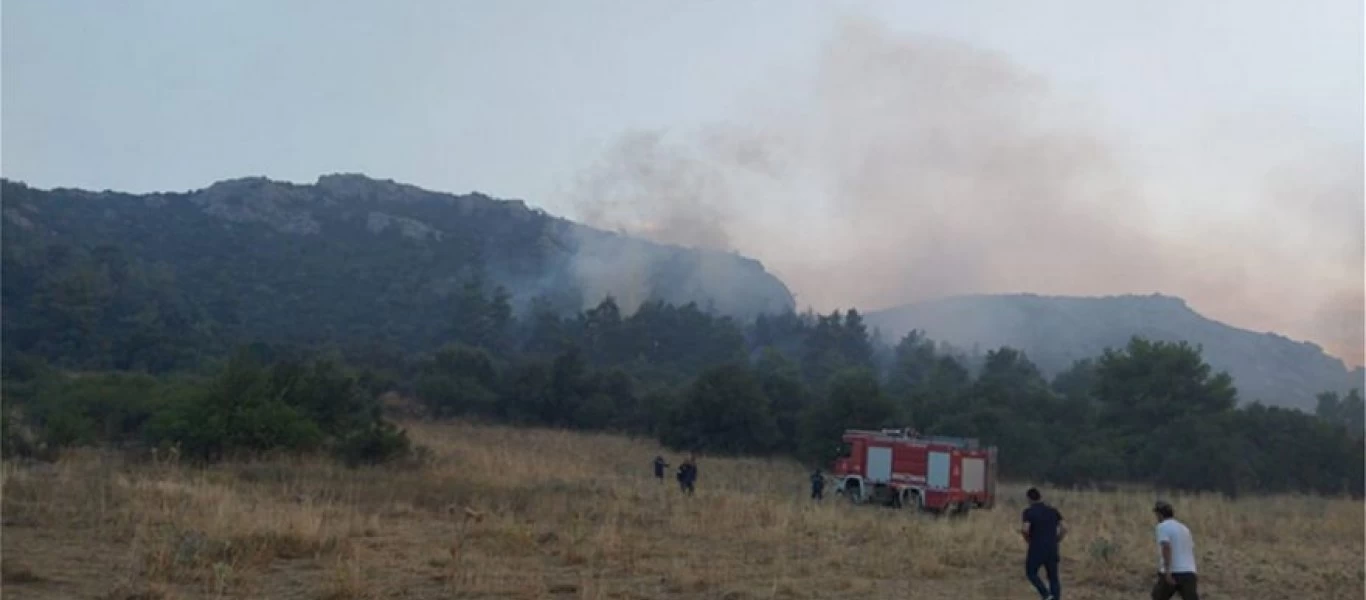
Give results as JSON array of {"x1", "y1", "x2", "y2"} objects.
[
  {"x1": 333, "y1": 421, "x2": 413, "y2": 467},
  {"x1": 23, "y1": 372, "x2": 173, "y2": 448},
  {"x1": 1, "y1": 405, "x2": 37, "y2": 459},
  {"x1": 145, "y1": 385, "x2": 326, "y2": 462},
  {"x1": 4, "y1": 349, "x2": 414, "y2": 467}
]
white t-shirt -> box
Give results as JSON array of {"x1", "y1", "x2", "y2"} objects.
[{"x1": 1155, "y1": 518, "x2": 1197, "y2": 573}]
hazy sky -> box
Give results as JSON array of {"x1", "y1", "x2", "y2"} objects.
[{"x1": 3, "y1": 0, "x2": 1363, "y2": 365}]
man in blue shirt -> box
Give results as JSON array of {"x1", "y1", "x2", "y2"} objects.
[{"x1": 1020, "y1": 487, "x2": 1067, "y2": 600}]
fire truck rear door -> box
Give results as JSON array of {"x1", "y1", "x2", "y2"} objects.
[{"x1": 961, "y1": 457, "x2": 985, "y2": 492}]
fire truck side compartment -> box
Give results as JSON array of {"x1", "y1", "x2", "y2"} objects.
[
  {"x1": 961, "y1": 457, "x2": 986, "y2": 493},
  {"x1": 866, "y1": 446, "x2": 893, "y2": 482},
  {"x1": 927, "y1": 452, "x2": 951, "y2": 488}
]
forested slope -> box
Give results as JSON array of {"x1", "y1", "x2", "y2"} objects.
[{"x1": 1, "y1": 174, "x2": 793, "y2": 371}]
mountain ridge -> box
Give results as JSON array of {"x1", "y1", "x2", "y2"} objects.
[
  {"x1": 0, "y1": 173, "x2": 795, "y2": 369},
  {"x1": 4, "y1": 174, "x2": 1358, "y2": 411},
  {"x1": 2, "y1": 173, "x2": 796, "y2": 318},
  {"x1": 865, "y1": 292, "x2": 1363, "y2": 411}
]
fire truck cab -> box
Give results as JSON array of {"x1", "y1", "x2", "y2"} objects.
[{"x1": 830, "y1": 428, "x2": 997, "y2": 515}]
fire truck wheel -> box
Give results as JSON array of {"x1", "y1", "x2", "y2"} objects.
[{"x1": 898, "y1": 490, "x2": 921, "y2": 511}]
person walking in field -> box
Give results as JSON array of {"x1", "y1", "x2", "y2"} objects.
[
  {"x1": 652, "y1": 455, "x2": 668, "y2": 482},
  {"x1": 676, "y1": 455, "x2": 697, "y2": 495},
  {"x1": 1150, "y1": 500, "x2": 1200, "y2": 600},
  {"x1": 810, "y1": 468, "x2": 825, "y2": 500},
  {"x1": 1020, "y1": 487, "x2": 1066, "y2": 600}
]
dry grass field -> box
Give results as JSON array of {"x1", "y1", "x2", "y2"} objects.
[{"x1": 2, "y1": 420, "x2": 1362, "y2": 599}]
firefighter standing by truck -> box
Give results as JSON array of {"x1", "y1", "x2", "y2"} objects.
[{"x1": 810, "y1": 468, "x2": 825, "y2": 500}]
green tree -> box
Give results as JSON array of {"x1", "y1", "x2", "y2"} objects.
[
  {"x1": 838, "y1": 309, "x2": 875, "y2": 370},
  {"x1": 661, "y1": 363, "x2": 778, "y2": 455},
  {"x1": 1315, "y1": 389, "x2": 1365, "y2": 436},
  {"x1": 578, "y1": 297, "x2": 625, "y2": 366},
  {"x1": 520, "y1": 299, "x2": 570, "y2": 358},
  {"x1": 1236, "y1": 402, "x2": 1363, "y2": 496},
  {"x1": 1143, "y1": 413, "x2": 1254, "y2": 496},
  {"x1": 947, "y1": 348, "x2": 1063, "y2": 479},
  {"x1": 1049, "y1": 358, "x2": 1100, "y2": 431},
  {"x1": 887, "y1": 331, "x2": 972, "y2": 431},
  {"x1": 574, "y1": 367, "x2": 639, "y2": 431},
  {"x1": 1093, "y1": 337, "x2": 1237, "y2": 477},
  {"x1": 499, "y1": 359, "x2": 556, "y2": 425},
  {"x1": 449, "y1": 275, "x2": 513, "y2": 354},
  {"x1": 754, "y1": 348, "x2": 811, "y2": 454},
  {"x1": 415, "y1": 344, "x2": 500, "y2": 417},
  {"x1": 798, "y1": 368, "x2": 900, "y2": 465},
  {"x1": 145, "y1": 351, "x2": 323, "y2": 461},
  {"x1": 269, "y1": 358, "x2": 377, "y2": 434}
]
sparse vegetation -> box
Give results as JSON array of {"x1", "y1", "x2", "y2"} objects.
[{"x1": 3, "y1": 422, "x2": 1362, "y2": 599}]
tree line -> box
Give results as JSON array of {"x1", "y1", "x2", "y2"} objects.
[{"x1": 2, "y1": 251, "x2": 1362, "y2": 497}]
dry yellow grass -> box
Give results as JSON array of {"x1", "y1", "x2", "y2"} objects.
[{"x1": 3, "y1": 421, "x2": 1363, "y2": 599}]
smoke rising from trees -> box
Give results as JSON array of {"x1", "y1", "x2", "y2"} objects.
[{"x1": 564, "y1": 18, "x2": 1364, "y2": 366}]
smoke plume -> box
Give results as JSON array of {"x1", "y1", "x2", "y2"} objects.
[{"x1": 564, "y1": 18, "x2": 1365, "y2": 366}]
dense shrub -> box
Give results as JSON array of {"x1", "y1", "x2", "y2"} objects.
[
  {"x1": 333, "y1": 421, "x2": 414, "y2": 467},
  {"x1": 5, "y1": 350, "x2": 408, "y2": 466}
]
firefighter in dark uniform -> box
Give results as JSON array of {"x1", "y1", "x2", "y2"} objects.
[
  {"x1": 676, "y1": 455, "x2": 697, "y2": 495},
  {"x1": 652, "y1": 455, "x2": 668, "y2": 482},
  {"x1": 810, "y1": 468, "x2": 825, "y2": 500}
]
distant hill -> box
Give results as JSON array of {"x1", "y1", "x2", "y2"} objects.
[
  {"x1": 6, "y1": 176, "x2": 1357, "y2": 411},
  {"x1": 865, "y1": 293, "x2": 1363, "y2": 411},
  {"x1": 1, "y1": 174, "x2": 794, "y2": 365}
]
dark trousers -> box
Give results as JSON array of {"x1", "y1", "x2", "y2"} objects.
[
  {"x1": 811, "y1": 486, "x2": 823, "y2": 500},
  {"x1": 1025, "y1": 552, "x2": 1060, "y2": 599},
  {"x1": 1151, "y1": 572, "x2": 1199, "y2": 600}
]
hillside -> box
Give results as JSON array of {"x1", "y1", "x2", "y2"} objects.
[
  {"x1": 866, "y1": 293, "x2": 1364, "y2": 410},
  {"x1": 4, "y1": 176, "x2": 1359, "y2": 413},
  {"x1": 1, "y1": 174, "x2": 794, "y2": 366}
]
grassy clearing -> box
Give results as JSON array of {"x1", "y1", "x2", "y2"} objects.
[{"x1": 3, "y1": 421, "x2": 1362, "y2": 599}]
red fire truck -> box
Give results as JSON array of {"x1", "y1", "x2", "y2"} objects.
[{"x1": 830, "y1": 428, "x2": 998, "y2": 514}]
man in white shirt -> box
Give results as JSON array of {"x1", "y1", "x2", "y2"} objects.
[{"x1": 1150, "y1": 500, "x2": 1200, "y2": 600}]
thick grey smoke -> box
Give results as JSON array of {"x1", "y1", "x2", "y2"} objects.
[
  {"x1": 571, "y1": 130, "x2": 736, "y2": 251},
  {"x1": 563, "y1": 19, "x2": 1364, "y2": 366}
]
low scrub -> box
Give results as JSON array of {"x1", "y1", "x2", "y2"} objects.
[{"x1": 6, "y1": 351, "x2": 413, "y2": 467}]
